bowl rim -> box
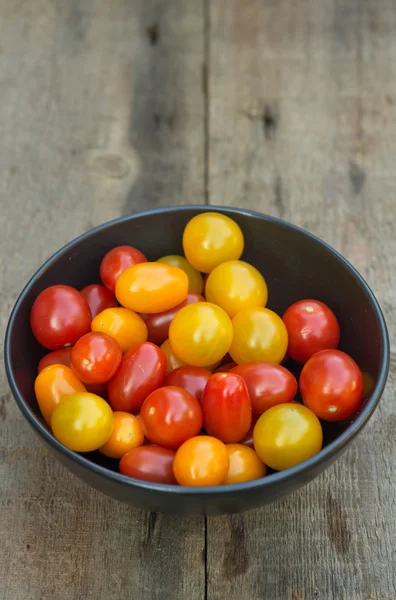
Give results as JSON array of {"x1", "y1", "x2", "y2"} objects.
[{"x1": 4, "y1": 204, "x2": 390, "y2": 496}]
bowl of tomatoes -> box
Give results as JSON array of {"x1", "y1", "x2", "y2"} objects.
[{"x1": 4, "y1": 206, "x2": 389, "y2": 515}]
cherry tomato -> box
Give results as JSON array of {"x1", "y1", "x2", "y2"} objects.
[
  {"x1": 99, "y1": 412, "x2": 144, "y2": 458},
  {"x1": 51, "y1": 392, "x2": 113, "y2": 452},
  {"x1": 120, "y1": 446, "x2": 177, "y2": 484},
  {"x1": 282, "y1": 299, "x2": 340, "y2": 364},
  {"x1": 108, "y1": 342, "x2": 166, "y2": 412},
  {"x1": 140, "y1": 386, "x2": 203, "y2": 449},
  {"x1": 183, "y1": 212, "x2": 244, "y2": 273},
  {"x1": 229, "y1": 307, "x2": 288, "y2": 365},
  {"x1": 224, "y1": 444, "x2": 266, "y2": 484},
  {"x1": 169, "y1": 302, "x2": 233, "y2": 367},
  {"x1": 100, "y1": 245, "x2": 147, "y2": 293},
  {"x1": 206, "y1": 260, "x2": 268, "y2": 318},
  {"x1": 231, "y1": 361, "x2": 297, "y2": 415},
  {"x1": 115, "y1": 263, "x2": 188, "y2": 314},
  {"x1": 215, "y1": 362, "x2": 237, "y2": 373},
  {"x1": 34, "y1": 364, "x2": 86, "y2": 424},
  {"x1": 30, "y1": 285, "x2": 92, "y2": 350},
  {"x1": 140, "y1": 292, "x2": 204, "y2": 346},
  {"x1": 173, "y1": 436, "x2": 229, "y2": 486},
  {"x1": 38, "y1": 348, "x2": 72, "y2": 373},
  {"x1": 161, "y1": 339, "x2": 187, "y2": 374},
  {"x1": 253, "y1": 403, "x2": 323, "y2": 471},
  {"x1": 201, "y1": 373, "x2": 252, "y2": 443},
  {"x1": 157, "y1": 255, "x2": 204, "y2": 294},
  {"x1": 70, "y1": 332, "x2": 122, "y2": 384},
  {"x1": 91, "y1": 307, "x2": 147, "y2": 353},
  {"x1": 165, "y1": 366, "x2": 212, "y2": 403},
  {"x1": 300, "y1": 349, "x2": 364, "y2": 421},
  {"x1": 80, "y1": 284, "x2": 118, "y2": 318},
  {"x1": 85, "y1": 382, "x2": 109, "y2": 398}
]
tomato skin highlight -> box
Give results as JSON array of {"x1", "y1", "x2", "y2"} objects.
[
  {"x1": 201, "y1": 373, "x2": 252, "y2": 443},
  {"x1": 165, "y1": 366, "x2": 212, "y2": 403},
  {"x1": 231, "y1": 361, "x2": 297, "y2": 415},
  {"x1": 283, "y1": 299, "x2": 340, "y2": 364},
  {"x1": 30, "y1": 285, "x2": 92, "y2": 350},
  {"x1": 140, "y1": 386, "x2": 203, "y2": 449},
  {"x1": 173, "y1": 436, "x2": 229, "y2": 486},
  {"x1": 224, "y1": 444, "x2": 266, "y2": 484},
  {"x1": 120, "y1": 446, "x2": 177, "y2": 484},
  {"x1": 300, "y1": 349, "x2": 364, "y2": 421},
  {"x1": 34, "y1": 364, "x2": 86, "y2": 424},
  {"x1": 115, "y1": 263, "x2": 189, "y2": 314},
  {"x1": 100, "y1": 245, "x2": 147, "y2": 293},
  {"x1": 80, "y1": 284, "x2": 118, "y2": 318},
  {"x1": 140, "y1": 292, "x2": 204, "y2": 346},
  {"x1": 91, "y1": 307, "x2": 148, "y2": 353},
  {"x1": 108, "y1": 342, "x2": 166, "y2": 412},
  {"x1": 38, "y1": 348, "x2": 72, "y2": 373},
  {"x1": 70, "y1": 332, "x2": 122, "y2": 384}
]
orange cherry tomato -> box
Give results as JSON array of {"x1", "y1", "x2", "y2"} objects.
[
  {"x1": 91, "y1": 307, "x2": 147, "y2": 353},
  {"x1": 173, "y1": 436, "x2": 229, "y2": 486},
  {"x1": 157, "y1": 255, "x2": 204, "y2": 294},
  {"x1": 115, "y1": 263, "x2": 188, "y2": 314},
  {"x1": 99, "y1": 412, "x2": 144, "y2": 458},
  {"x1": 229, "y1": 307, "x2": 288, "y2": 365},
  {"x1": 182, "y1": 212, "x2": 244, "y2": 273},
  {"x1": 34, "y1": 364, "x2": 86, "y2": 424},
  {"x1": 169, "y1": 302, "x2": 233, "y2": 367},
  {"x1": 205, "y1": 260, "x2": 268, "y2": 318},
  {"x1": 224, "y1": 444, "x2": 266, "y2": 484}
]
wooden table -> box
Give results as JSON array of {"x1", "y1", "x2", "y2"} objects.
[{"x1": 1, "y1": 2, "x2": 395, "y2": 599}]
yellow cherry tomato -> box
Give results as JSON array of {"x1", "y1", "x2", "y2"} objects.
[
  {"x1": 182, "y1": 212, "x2": 244, "y2": 273},
  {"x1": 91, "y1": 307, "x2": 147, "y2": 353},
  {"x1": 229, "y1": 307, "x2": 288, "y2": 365},
  {"x1": 34, "y1": 364, "x2": 86, "y2": 424},
  {"x1": 224, "y1": 444, "x2": 266, "y2": 484},
  {"x1": 157, "y1": 255, "x2": 204, "y2": 294},
  {"x1": 51, "y1": 392, "x2": 113, "y2": 452},
  {"x1": 205, "y1": 260, "x2": 268, "y2": 318},
  {"x1": 253, "y1": 403, "x2": 323, "y2": 471},
  {"x1": 99, "y1": 412, "x2": 144, "y2": 458},
  {"x1": 173, "y1": 436, "x2": 229, "y2": 486},
  {"x1": 115, "y1": 263, "x2": 188, "y2": 314},
  {"x1": 169, "y1": 302, "x2": 233, "y2": 367},
  {"x1": 160, "y1": 339, "x2": 187, "y2": 375}
]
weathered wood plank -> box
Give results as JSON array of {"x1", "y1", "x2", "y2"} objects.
[
  {"x1": 207, "y1": 0, "x2": 396, "y2": 598},
  {"x1": 0, "y1": 1, "x2": 205, "y2": 599}
]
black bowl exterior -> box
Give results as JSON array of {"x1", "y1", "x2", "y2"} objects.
[{"x1": 5, "y1": 206, "x2": 389, "y2": 516}]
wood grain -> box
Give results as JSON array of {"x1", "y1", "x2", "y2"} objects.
[
  {"x1": 207, "y1": 0, "x2": 396, "y2": 599},
  {"x1": 0, "y1": 1, "x2": 205, "y2": 599}
]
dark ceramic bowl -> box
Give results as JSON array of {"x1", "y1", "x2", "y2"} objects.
[{"x1": 5, "y1": 206, "x2": 389, "y2": 516}]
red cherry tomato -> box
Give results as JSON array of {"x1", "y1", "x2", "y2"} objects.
[
  {"x1": 120, "y1": 446, "x2": 177, "y2": 484},
  {"x1": 100, "y1": 245, "x2": 147, "y2": 293},
  {"x1": 165, "y1": 366, "x2": 212, "y2": 403},
  {"x1": 70, "y1": 332, "x2": 122, "y2": 384},
  {"x1": 38, "y1": 347, "x2": 72, "y2": 373},
  {"x1": 30, "y1": 285, "x2": 92, "y2": 350},
  {"x1": 140, "y1": 386, "x2": 203, "y2": 449},
  {"x1": 201, "y1": 373, "x2": 252, "y2": 443},
  {"x1": 85, "y1": 382, "x2": 109, "y2": 398},
  {"x1": 108, "y1": 342, "x2": 166, "y2": 412},
  {"x1": 231, "y1": 362, "x2": 297, "y2": 415},
  {"x1": 282, "y1": 299, "x2": 340, "y2": 364},
  {"x1": 300, "y1": 349, "x2": 364, "y2": 421},
  {"x1": 140, "y1": 292, "x2": 205, "y2": 346},
  {"x1": 80, "y1": 284, "x2": 118, "y2": 318}
]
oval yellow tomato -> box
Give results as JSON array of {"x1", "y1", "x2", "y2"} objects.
[
  {"x1": 34, "y1": 364, "x2": 86, "y2": 424},
  {"x1": 253, "y1": 403, "x2": 323, "y2": 471},
  {"x1": 229, "y1": 307, "x2": 288, "y2": 364},
  {"x1": 183, "y1": 212, "x2": 244, "y2": 273},
  {"x1": 115, "y1": 263, "x2": 188, "y2": 314},
  {"x1": 157, "y1": 255, "x2": 204, "y2": 294},
  {"x1": 206, "y1": 260, "x2": 268, "y2": 318},
  {"x1": 169, "y1": 302, "x2": 233, "y2": 367},
  {"x1": 91, "y1": 307, "x2": 147, "y2": 353},
  {"x1": 51, "y1": 392, "x2": 113, "y2": 452}
]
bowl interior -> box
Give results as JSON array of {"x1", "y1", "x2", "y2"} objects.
[{"x1": 6, "y1": 207, "x2": 386, "y2": 473}]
